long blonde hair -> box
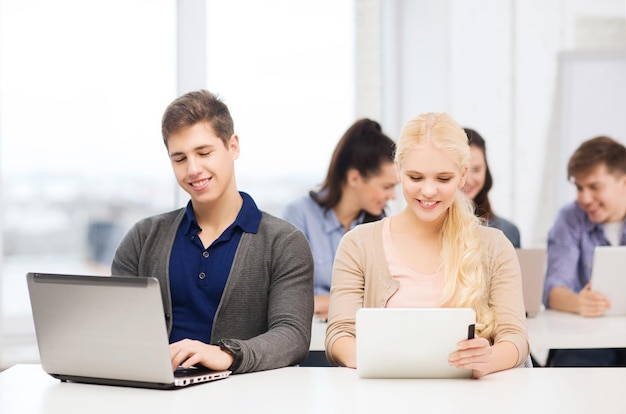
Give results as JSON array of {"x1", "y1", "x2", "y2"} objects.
[{"x1": 395, "y1": 113, "x2": 496, "y2": 339}]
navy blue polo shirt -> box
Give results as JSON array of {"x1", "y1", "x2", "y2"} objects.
[{"x1": 168, "y1": 192, "x2": 261, "y2": 344}]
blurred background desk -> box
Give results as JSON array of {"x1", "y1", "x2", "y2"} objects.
[
  {"x1": 313, "y1": 310, "x2": 626, "y2": 351},
  {"x1": 2, "y1": 364, "x2": 626, "y2": 414},
  {"x1": 527, "y1": 309, "x2": 626, "y2": 349},
  {"x1": 527, "y1": 309, "x2": 626, "y2": 366},
  {"x1": 302, "y1": 318, "x2": 329, "y2": 366},
  {"x1": 309, "y1": 318, "x2": 326, "y2": 351}
]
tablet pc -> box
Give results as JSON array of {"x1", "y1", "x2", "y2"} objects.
[
  {"x1": 591, "y1": 246, "x2": 626, "y2": 316},
  {"x1": 356, "y1": 307, "x2": 476, "y2": 379}
]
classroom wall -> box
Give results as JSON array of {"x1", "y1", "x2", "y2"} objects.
[{"x1": 377, "y1": 0, "x2": 626, "y2": 247}]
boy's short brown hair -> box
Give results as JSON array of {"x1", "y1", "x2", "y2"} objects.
[
  {"x1": 567, "y1": 136, "x2": 626, "y2": 180},
  {"x1": 161, "y1": 90, "x2": 234, "y2": 148}
]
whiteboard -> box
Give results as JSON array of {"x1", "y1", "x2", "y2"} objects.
[{"x1": 556, "y1": 50, "x2": 626, "y2": 208}]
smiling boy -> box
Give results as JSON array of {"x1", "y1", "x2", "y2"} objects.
[
  {"x1": 111, "y1": 90, "x2": 314, "y2": 373},
  {"x1": 543, "y1": 135, "x2": 626, "y2": 366}
]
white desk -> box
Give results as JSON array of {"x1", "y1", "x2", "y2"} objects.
[
  {"x1": 309, "y1": 318, "x2": 326, "y2": 351},
  {"x1": 1, "y1": 364, "x2": 625, "y2": 414},
  {"x1": 527, "y1": 309, "x2": 626, "y2": 349}
]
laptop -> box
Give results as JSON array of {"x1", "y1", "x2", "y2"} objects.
[
  {"x1": 515, "y1": 248, "x2": 547, "y2": 317},
  {"x1": 26, "y1": 272, "x2": 231, "y2": 389},
  {"x1": 355, "y1": 307, "x2": 476, "y2": 379},
  {"x1": 590, "y1": 246, "x2": 626, "y2": 316}
]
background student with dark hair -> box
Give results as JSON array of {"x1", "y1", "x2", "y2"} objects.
[
  {"x1": 281, "y1": 118, "x2": 397, "y2": 320},
  {"x1": 462, "y1": 128, "x2": 521, "y2": 247}
]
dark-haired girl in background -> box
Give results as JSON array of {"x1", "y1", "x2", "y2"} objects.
[
  {"x1": 281, "y1": 119, "x2": 398, "y2": 319},
  {"x1": 462, "y1": 128, "x2": 521, "y2": 247}
]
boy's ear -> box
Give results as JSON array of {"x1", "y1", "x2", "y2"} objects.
[{"x1": 229, "y1": 134, "x2": 240, "y2": 160}]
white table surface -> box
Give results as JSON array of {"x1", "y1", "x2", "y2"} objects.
[
  {"x1": 1, "y1": 364, "x2": 624, "y2": 414},
  {"x1": 527, "y1": 309, "x2": 626, "y2": 349}
]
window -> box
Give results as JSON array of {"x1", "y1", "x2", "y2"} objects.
[
  {"x1": 205, "y1": 0, "x2": 356, "y2": 214},
  {"x1": 0, "y1": 0, "x2": 355, "y2": 368},
  {"x1": 0, "y1": 0, "x2": 177, "y2": 367}
]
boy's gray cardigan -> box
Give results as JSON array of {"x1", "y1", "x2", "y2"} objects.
[{"x1": 111, "y1": 208, "x2": 314, "y2": 373}]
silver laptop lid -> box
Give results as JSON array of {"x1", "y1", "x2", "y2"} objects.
[{"x1": 27, "y1": 273, "x2": 179, "y2": 386}]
